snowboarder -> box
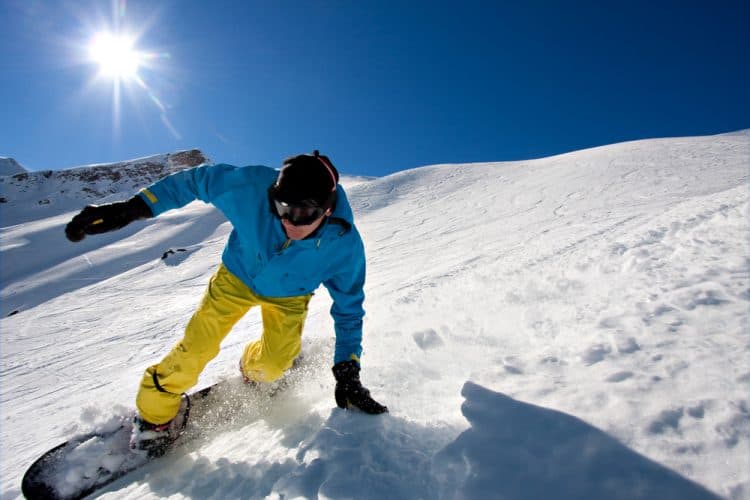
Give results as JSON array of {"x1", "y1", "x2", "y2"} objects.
[{"x1": 65, "y1": 151, "x2": 387, "y2": 456}]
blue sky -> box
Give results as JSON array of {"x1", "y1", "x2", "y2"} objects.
[{"x1": 1, "y1": 1, "x2": 748, "y2": 177}]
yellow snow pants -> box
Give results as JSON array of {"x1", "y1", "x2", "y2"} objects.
[{"x1": 136, "y1": 264, "x2": 312, "y2": 424}]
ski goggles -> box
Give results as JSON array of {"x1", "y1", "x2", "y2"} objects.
[{"x1": 272, "y1": 197, "x2": 327, "y2": 226}]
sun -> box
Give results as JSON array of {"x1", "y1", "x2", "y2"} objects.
[
  {"x1": 79, "y1": 17, "x2": 179, "y2": 138},
  {"x1": 88, "y1": 32, "x2": 142, "y2": 80}
]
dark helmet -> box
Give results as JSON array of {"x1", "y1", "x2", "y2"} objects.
[{"x1": 271, "y1": 150, "x2": 339, "y2": 210}]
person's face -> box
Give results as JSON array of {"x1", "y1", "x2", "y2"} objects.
[{"x1": 281, "y1": 208, "x2": 332, "y2": 240}]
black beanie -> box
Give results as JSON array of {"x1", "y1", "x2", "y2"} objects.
[{"x1": 273, "y1": 150, "x2": 339, "y2": 207}]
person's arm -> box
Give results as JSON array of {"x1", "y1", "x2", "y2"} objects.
[
  {"x1": 324, "y1": 237, "x2": 388, "y2": 414},
  {"x1": 325, "y1": 246, "x2": 366, "y2": 365},
  {"x1": 65, "y1": 163, "x2": 236, "y2": 242},
  {"x1": 136, "y1": 163, "x2": 234, "y2": 216}
]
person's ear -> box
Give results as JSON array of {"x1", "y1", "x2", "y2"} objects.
[{"x1": 325, "y1": 208, "x2": 333, "y2": 216}]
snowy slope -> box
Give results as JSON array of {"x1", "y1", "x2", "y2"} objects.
[{"x1": 1, "y1": 132, "x2": 748, "y2": 499}]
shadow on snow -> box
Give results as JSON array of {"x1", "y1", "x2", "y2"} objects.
[{"x1": 103, "y1": 381, "x2": 719, "y2": 499}]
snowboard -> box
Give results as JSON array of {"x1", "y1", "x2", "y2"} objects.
[{"x1": 21, "y1": 374, "x2": 295, "y2": 500}]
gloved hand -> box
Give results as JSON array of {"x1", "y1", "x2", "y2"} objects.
[
  {"x1": 65, "y1": 196, "x2": 153, "y2": 242},
  {"x1": 332, "y1": 360, "x2": 388, "y2": 414}
]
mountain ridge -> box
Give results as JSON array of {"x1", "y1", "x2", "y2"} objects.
[
  {"x1": 0, "y1": 157, "x2": 26, "y2": 176},
  {"x1": 0, "y1": 149, "x2": 210, "y2": 225}
]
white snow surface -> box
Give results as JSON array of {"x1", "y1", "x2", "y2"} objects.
[{"x1": 1, "y1": 131, "x2": 748, "y2": 499}]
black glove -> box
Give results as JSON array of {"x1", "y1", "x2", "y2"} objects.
[
  {"x1": 65, "y1": 196, "x2": 153, "y2": 242},
  {"x1": 332, "y1": 360, "x2": 388, "y2": 414}
]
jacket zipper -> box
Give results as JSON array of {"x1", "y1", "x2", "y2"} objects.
[{"x1": 277, "y1": 238, "x2": 292, "y2": 254}]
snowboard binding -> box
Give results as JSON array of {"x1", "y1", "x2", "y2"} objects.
[{"x1": 130, "y1": 393, "x2": 191, "y2": 458}]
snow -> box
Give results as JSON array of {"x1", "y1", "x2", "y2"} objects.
[{"x1": 1, "y1": 131, "x2": 748, "y2": 499}]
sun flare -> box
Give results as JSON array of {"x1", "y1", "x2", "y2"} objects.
[{"x1": 88, "y1": 32, "x2": 141, "y2": 80}]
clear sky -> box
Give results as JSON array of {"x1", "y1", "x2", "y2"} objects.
[{"x1": 1, "y1": 0, "x2": 748, "y2": 177}]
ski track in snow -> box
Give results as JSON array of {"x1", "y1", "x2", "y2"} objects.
[{"x1": 1, "y1": 132, "x2": 748, "y2": 499}]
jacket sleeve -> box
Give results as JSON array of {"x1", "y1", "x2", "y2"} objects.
[
  {"x1": 324, "y1": 235, "x2": 366, "y2": 365},
  {"x1": 137, "y1": 163, "x2": 240, "y2": 216}
]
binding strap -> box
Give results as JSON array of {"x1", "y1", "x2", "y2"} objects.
[
  {"x1": 180, "y1": 392, "x2": 191, "y2": 431},
  {"x1": 152, "y1": 370, "x2": 170, "y2": 393}
]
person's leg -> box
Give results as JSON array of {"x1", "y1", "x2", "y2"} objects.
[
  {"x1": 240, "y1": 293, "x2": 312, "y2": 383},
  {"x1": 136, "y1": 265, "x2": 257, "y2": 424}
]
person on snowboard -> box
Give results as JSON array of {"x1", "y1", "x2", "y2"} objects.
[{"x1": 65, "y1": 150, "x2": 387, "y2": 456}]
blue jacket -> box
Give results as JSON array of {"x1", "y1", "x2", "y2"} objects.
[{"x1": 138, "y1": 163, "x2": 365, "y2": 364}]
